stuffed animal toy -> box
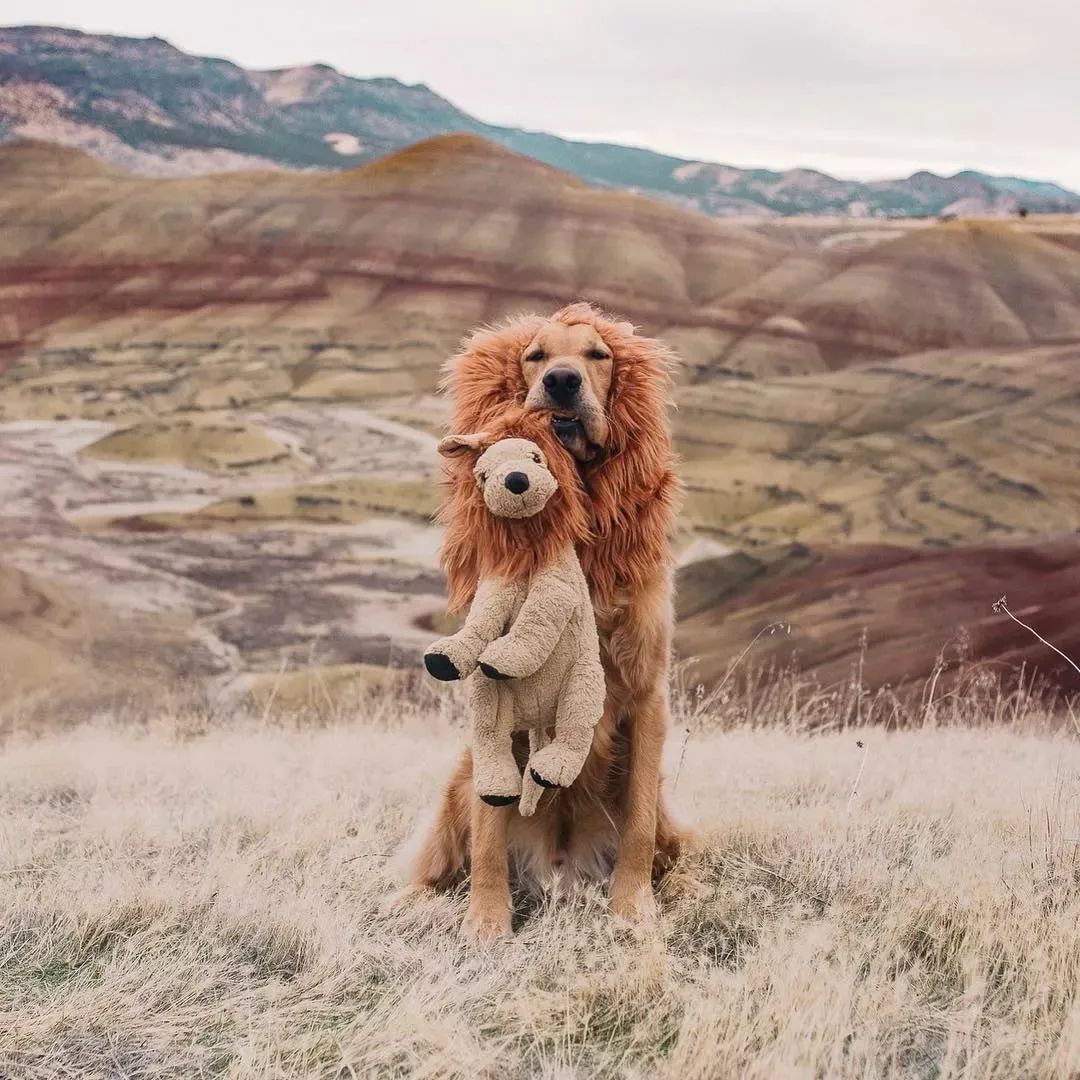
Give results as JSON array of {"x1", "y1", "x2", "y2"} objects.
[{"x1": 424, "y1": 432, "x2": 605, "y2": 816}]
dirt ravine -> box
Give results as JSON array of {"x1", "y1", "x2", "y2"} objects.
[{"x1": 0, "y1": 406, "x2": 447, "y2": 708}]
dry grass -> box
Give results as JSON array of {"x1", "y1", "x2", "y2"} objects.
[{"x1": 3, "y1": 689, "x2": 1080, "y2": 1078}]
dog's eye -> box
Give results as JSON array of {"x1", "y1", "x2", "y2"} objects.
[
  {"x1": 525, "y1": 349, "x2": 545, "y2": 362},
  {"x1": 587, "y1": 348, "x2": 610, "y2": 361}
]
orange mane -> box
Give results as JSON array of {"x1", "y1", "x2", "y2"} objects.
[
  {"x1": 441, "y1": 303, "x2": 679, "y2": 612},
  {"x1": 439, "y1": 407, "x2": 591, "y2": 613}
]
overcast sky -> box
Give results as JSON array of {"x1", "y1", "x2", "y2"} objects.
[{"x1": 7, "y1": 0, "x2": 1080, "y2": 189}]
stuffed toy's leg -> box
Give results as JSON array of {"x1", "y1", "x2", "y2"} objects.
[
  {"x1": 519, "y1": 726, "x2": 551, "y2": 817},
  {"x1": 477, "y1": 577, "x2": 574, "y2": 680},
  {"x1": 528, "y1": 659, "x2": 604, "y2": 791},
  {"x1": 425, "y1": 579, "x2": 518, "y2": 682},
  {"x1": 470, "y1": 678, "x2": 523, "y2": 806}
]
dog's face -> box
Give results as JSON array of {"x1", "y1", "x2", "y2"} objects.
[
  {"x1": 438, "y1": 434, "x2": 557, "y2": 519},
  {"x1": 520, "y1": 321, "x2": 613, "y2": 461}
]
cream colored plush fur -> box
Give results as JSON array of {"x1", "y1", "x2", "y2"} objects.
[{"x1": 424, "y1": 436, "x2": 605, "y2": 816}]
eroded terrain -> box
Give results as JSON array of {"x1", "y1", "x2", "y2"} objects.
[
  {"x1": 1, "y1": 403, "x2": 447, "y2": 712},
  {"x1": 3, "y1": 137, "x2": 1080, "y2": 713}
]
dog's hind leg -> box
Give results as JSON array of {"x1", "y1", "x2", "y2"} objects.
[
  {"x1": 407, "y1": 750, "x2": 471, "y2": 891},
  {"x1": 653, "y1": 789, "x2": 686, "y2": 880}
]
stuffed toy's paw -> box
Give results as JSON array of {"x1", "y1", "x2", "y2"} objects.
[
  {"x1": 423, "y1": 637, "x2": 479, "y2": 681},
  {"x1": 474, "y1": 756, "x2": 523, "y2": 807},
  {"x1": 424, "y1": 651, "x2": 461, "y2": 681},
  {"x1": 478, "y1": 792, "x2": 519, "y2": 806},
  {"x1": 528, "y1": 743, "x2": 586, "y2": 790},
  {"x1": 478, "y1": 636, "x2": 534, "y2": 680}
]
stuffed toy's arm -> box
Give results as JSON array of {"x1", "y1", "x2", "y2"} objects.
[
  {"x1": 424, "y1": 578, "x2": 517, "y2": 682},
  {"x1": 477, "y1": 572, "x2": 576, "y2": 680}
]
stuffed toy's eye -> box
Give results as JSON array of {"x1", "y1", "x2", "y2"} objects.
[{"x1": 532, "y1": 453, "x2": 542, "y2": 464}]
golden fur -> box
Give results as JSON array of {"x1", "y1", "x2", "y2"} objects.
[{"x1": 413, "y1": 302, "x2": 684, "y2": 941}]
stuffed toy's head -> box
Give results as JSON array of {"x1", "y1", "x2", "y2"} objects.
[{"x1": 438, "y1": 434, "x2": 556, "y2": 520}]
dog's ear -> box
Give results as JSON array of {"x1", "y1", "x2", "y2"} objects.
[{"x1": 438, "y1": 431, "x2": 490, "y2": 457}]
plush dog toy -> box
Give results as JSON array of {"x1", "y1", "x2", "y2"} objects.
[{"x1": 424, "y1": 433, "x2": 605, "y2": 816}]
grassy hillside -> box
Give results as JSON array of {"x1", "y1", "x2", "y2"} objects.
[{"x1": 2, "y1": 692, "x2": 1079, "y2": 1078}]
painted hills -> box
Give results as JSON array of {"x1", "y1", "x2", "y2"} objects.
[
  {"x1": 4, "y1": 135, "x2": 1080, "y2": 384},
  {"x1": 3, "y1": 24, "x2": 1079, "y2": 219},
  {"x1": 2, "y1": 134, "x2": 1080, "y2": 712}
]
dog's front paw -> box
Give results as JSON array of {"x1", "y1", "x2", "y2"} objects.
[
  {"x1": 460, "y1": 901, "x2": 512, "y2": 944},
  {"x1": 608, "y1": 875, "x2": 659, "y2": 927},
  {"x1": 479, "y1": 662, "x2": 511, "y2": 680},
  {"x1": 424, "y1": 650, "x2": 461, "y2": 681}
]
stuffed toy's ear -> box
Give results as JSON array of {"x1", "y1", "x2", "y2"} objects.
[{"x1": 438, "y1": 432, "x2": 490, "y2": 457}]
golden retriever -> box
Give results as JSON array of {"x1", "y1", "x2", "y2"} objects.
[{"x1": 409, "y1": 302, "x2": 683, "y2": 941}]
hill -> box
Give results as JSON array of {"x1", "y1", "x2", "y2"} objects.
[
  {"x1": 4, "y1": 137, "x2": 1080, "y2": 387},
  {"x1": 3, "y1": 25, "x2": 1078, "y2": 218},
  {"x1": 0, "y1": 134, "x2": 786, "y2": 381},
  {"x1": 675, "y1": 537, "x2": 1080, "y2": 694},
  {"x1": 678, "y1": 340, "x2": 1080, "y2": 548},
  {"x1": 2, "y1": 139, "x2": 1080, "y2": 706}
]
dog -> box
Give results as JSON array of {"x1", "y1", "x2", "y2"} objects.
[{"x1": 409, "y1": 302, "x2": 683, "y2": 941}]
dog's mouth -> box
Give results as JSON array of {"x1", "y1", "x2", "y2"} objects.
[
  {"x1": 551, "y1": 414, "x2": 604, "y2": 463},
  {"x1": 551, "y1": 414, "x2": 586, "y2": 439},
  {"x1": 522, "y1": 383, "x2": 608, "y2": 462}
]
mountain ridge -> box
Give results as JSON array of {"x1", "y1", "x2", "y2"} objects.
[{"x1": 3, "y1": 24, "x2": 1078, "y2": 218}]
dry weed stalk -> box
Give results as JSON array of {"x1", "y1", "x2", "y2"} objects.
[
  {"x1": 993, "y1": 595, "x2": 1080, "y2": 680},
  {"x1": 672, "y1": 621, "x2": 789, "y2": 789},
  {"x1": 845, "y1": 738, "x2": 869, "y2": 813}
]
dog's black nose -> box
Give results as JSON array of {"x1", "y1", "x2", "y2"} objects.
[
  {"x1": 542, "y1": 366, "x2": 582, "y2": 405},
  {"x1": 504, "y1": 471, "x2": 530, "y2": 495}
]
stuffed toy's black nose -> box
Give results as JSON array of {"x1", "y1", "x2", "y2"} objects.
[{"x1": 504, "y1": 471, "x2": 530, "y2": 494}]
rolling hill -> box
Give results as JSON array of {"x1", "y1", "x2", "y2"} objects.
[
  {"x1": 4, "y1": 135, "x2": 1080, "y2": 390},
  {"x1": 2, "y1": 135, "x2": 1080, "y2": 708},
  {"x1": 675, "y1": 538, "x2": 1080, "y2": 695},
  {"x1": 678, "y1": 340, "x2": 1080, "y2": 548},
  {"x1": 3, "y1": 24, "x2": 1078, "y2": 218}
]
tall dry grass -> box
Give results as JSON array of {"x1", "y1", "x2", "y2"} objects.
[{"x1": 2, "y1": 681, "x2": 1080, "y2": 1078}]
